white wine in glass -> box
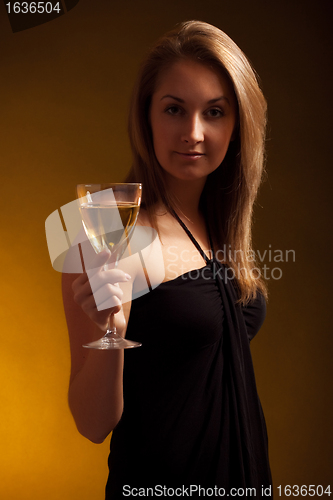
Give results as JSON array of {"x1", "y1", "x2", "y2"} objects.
[{"x1": 77, "y1": 183, "x2": 142, "y2": 349}]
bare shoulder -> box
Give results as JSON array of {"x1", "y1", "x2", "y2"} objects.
[{"x1": 126, "y1": 206, "x2": 166, "y2": 289}]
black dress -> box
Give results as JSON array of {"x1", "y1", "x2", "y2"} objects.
[{"x1": 105, "y1": 219, "x2": 272, "y2": 499}]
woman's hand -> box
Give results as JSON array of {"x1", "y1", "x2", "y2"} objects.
[
  {"x1": 71, "y1": 249, "x2": 131, "y2": 332},
  {"x1": 62, "y1": 248, "x2": 134, "y2": 441}
]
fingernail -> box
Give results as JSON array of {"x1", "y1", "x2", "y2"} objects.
[
  {"x1": 99, "y1": 248, "x2": 110, "y2": 255},
  {"x1": 125, "y1": 273, "x2": 131, "y2": 281}
]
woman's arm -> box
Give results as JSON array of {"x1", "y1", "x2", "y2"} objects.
[{"x1": 62, "y1": 249, "x2": 132, "y2": 443}]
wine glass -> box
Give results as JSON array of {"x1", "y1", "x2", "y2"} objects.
[{"x1": 77, "y1": 183, "x2": 142, "y2": 349}]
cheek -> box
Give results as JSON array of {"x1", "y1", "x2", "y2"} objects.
[
  {"x1": 212, "y1": 131, "x2": 232, "y2": 154},
  {"x1": 152, "y1": 125, "x2": 164, "y2": 152},
  {"x1": 210, "y1": 134, "x2": 233, "y2": 168},
  {"x1": 151, "y1": 129, "x2": 167, "y2": 168},
  {"x1": 152, "y1": 120, "x2": 173, "y2": 158}
]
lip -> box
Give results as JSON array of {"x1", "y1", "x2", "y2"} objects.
[{"x1": 175, "y1": 151, "x2": 205, "y2": 159}]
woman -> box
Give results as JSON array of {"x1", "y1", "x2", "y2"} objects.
[{"x1": 62, "y1": 20, "x2": 272, "y2": 498}]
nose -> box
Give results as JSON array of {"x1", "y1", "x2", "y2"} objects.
[{"x1": 181, "y1": 114, "x2": 204, "y2": 145}]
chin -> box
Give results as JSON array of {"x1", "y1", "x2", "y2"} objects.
[{"x1": 166, "y1": 168, "x2": 210, "y2": 182}]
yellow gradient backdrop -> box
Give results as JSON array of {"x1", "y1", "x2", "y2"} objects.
[{"x1": 0, "y1": 0, "x2": 332, "y2": 498}]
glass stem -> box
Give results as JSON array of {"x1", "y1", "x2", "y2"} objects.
[
  {"x1": 106, "y1": 314, "x2": 117, "y2": 336},
  {"x1": 104, "y1": 253, "x2": 120, "y2": 338}
]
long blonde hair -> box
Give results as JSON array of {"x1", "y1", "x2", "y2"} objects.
[{"x1": 126, "y1": 20, "x2": 267, "y2": 303}]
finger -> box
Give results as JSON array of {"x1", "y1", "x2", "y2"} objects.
[
  {"x1": 72, "y1": 277, "x2": 94, "y2": 305},
  {"x1": 72, "y1": 270, "x2": 127, "y2": 311},
  {"x1": 80, "y1": 295, "x2": 114, "y2": 327},
  {"x1": 84, "y1": 248, "x2": 112, "y2": 277},
  {"x1": 97, "y1": 294, "x2": 122, "y2": 312},
  {"x1": 72, "y1": 271, "x2": 89, "y2": 293},
  {"x1": 81, "y1": 291, "x2": 121, "y2": 318},
  {"x1": 93, "y1": 283, "x2": 124, "y2": 309},
  {"x1": 80, "y1": 293, "x2": 100, "y2": 315},
  {"x1": 88, "y1": 269, "x2": 131, "y2": 294}
]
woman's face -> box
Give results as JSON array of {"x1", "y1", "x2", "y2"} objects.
[{"x1": 150, "y1": 59, "x2": 237, "y2": 185}]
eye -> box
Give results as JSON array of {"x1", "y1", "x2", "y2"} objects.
[
  {"x1": 206, "y1": 108, "x2": 224, "y2": 118},
  {"x1": 165, "y1": 105, "x2": 183, "y2": 116}
]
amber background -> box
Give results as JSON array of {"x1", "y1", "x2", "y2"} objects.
[{"x1": 0, "y1": 0, "x2": 332, "y2": 498}]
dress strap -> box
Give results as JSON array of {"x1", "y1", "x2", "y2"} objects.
[{"x1": 171, "y1": 210, "x2": 212, "y2": 264}]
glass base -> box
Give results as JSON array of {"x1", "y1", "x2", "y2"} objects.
[{"x1": 83, "y1": 333, "x2": 142, "y2": 350}]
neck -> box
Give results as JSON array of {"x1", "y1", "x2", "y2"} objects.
[{"x1": 164, "y1": 175, "x2": 207, "y2": 223}]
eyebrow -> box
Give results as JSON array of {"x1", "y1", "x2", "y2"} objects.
[{"x1": 160, "y1": 94, "x2": 230, "y2": 104}]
